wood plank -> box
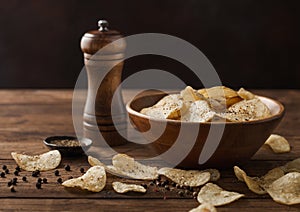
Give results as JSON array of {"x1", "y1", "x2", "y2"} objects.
[{"x1": 0, "y1": 198, "x2": 299, "y2": 212}]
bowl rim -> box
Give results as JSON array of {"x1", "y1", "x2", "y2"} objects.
[{"x1": 126, "y1": 94, "x2": 285, "y2": 125}]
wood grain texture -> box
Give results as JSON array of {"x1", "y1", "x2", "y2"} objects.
[{"x1": 0, "y1": 89, "x2": 299, "y2": 211}]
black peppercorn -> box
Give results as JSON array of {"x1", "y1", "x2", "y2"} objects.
[
  {"x1": 2, "y1": 165, "x2": 7, "y2": 170},
  {"x1": 178, "y1": 191, "x2": 184, "y2": 196},
  {"x1": 68, "y1": 176, "x2": 73, "y2": 179},
  {"x1": 5, "y1": 169, "x2": 9, "y2": 174},
  {"x1": 54, "y1": 170, "x2": 60, "y2": 176},
  {"x1": 22, "y1": 176, "x2": 27, "y2": 182},
  {"x1": 7, "y1": 180, "x2": 12, "y2": 187},
  {"x1": 36, "y1": 182, "x2": 42, "y2": 189},
  {"x1": 42, "y1": 178, "x2": 48, "y2": 183},
  {"x1": 1, "y1": 172, "x2": 5, "y2": 178},
  {"x1": 57, "y1": 178, "x2": 62, "y2": 184},
  {"x1": 141, "y1": 183, "x2": 147, "y2": 189},
  {"x1": 14, "y1": 170, "x2": 19, "y2": 176},
  {"x1": 10, "y1": 186, "x2": 16, "y2": 192},
  {"x1": 64, "y1": 165, "x2": 71, "y2": 171},
  {"x1": 171, "y1": 182, "x2": 176, "y2": 187},
  {"x1": 32, "y1": 170, "x2": 40, "y2": 177},
  {"x1": 37, "y1": 178, "x2": 42, "y2": 183},
  {"x1": 15, "y1": 166, "x2": 21, "y2": 172},
  {"x1": 161, "y1": 181, "x2": 166, "y2": 187},
  {"x1": 80, "y1": 168, "x2": 85, "y2": 173},
  {"x1": 12, "y1": 178, "x2": 17, "y2": 185}
]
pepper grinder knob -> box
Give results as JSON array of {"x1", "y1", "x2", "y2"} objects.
[{"x1": 98, "y1": 20, "x2": 109, "y2": 32}]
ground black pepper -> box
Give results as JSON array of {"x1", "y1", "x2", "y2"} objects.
[
  {"x1": 1, "y1": 172, "x2": 5, "y2": 178},
  {"x1": 42, "y1": 178, "x2": 48, "y2": 183},
  {"x1": 54, "y1": 170, "x2": 60, "y2": 176},
  {"x1": 80, "y1": 168, "x2": 84, "y2": 173},
  {"x1": 5, "y1": 169, "x2": 9, "y2": 174},
  {"x1": 22, "y1": 176, "x2": 27, "y2": 182},
  {"x1": 37, "y1": 178, "x2": 42, "y2": 183},
  {"x1": 2, "y1": 165, "x2": 7, "y2": 170}
]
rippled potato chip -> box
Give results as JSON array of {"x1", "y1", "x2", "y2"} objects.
[
  {"x1": 11, "y1": 150, "x2": 61, "y2": 171},
  {"x1": 197, "y1": 183, "x2": 244, "y2": 206},
  {"x1": 234, "y1": 166, "x2": 284, "y2": 194},
  {"x1": 140, "y1": 94, "x2": 186, "y2": 119},
  {"x1": 266, "y1": 172, "x2": 300, "y2": 205},
  {"x1": 89, "y1": 154, "x2": 158, "y2": 180},
  {"x1": 112, "y1": 182, "x2": 146, "y2": 194},
  {"x1": 237, "y1": 88, "x2": 256, "y2": 100},
  {"x1": 62, "y1": 166, "x2": 106, "y2": 192},
  {"x1": 198, "y1": 86, "x2": 242, "y2": 109},
  {"x1": 88, "y1": 156, "x2": 124, "y2": 177},
  {"x1": 265, "y1": 134, "x2": 290, "y2": 153},
  {"x1": 189, "y1": 203, "x2": 217, "y2": 212},
  {"x1": 158, "y1": 167, "x2": 211, "y2": 187},
  {"x1": 180, "y1": 86, "x2": 204, "y2": 102},
  {"x1": 220, "y1": 98, "x2": 271, "y2": 122},
  {"x1": 181, "y1": 100, "x2": 216, "y2": 122},
  {"x1": 112, "y1": 154, "x2": 158, "y2": 180}
]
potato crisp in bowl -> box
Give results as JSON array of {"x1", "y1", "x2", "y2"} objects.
[{"x1": 126, "y1": 86, "x2": 285, "y2": 169}]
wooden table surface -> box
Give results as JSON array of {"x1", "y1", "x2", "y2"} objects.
[{"x1": 0, "y1": 89, "x2": 299, "y2": 211}]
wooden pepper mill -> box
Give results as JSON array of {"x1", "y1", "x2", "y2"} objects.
[{"x1": 80, "y1": 20, "x2": 127, "y2": 146}]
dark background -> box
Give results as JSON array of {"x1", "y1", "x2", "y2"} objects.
[{"x1": 0, "y1": 0, "x2": 299, "y2": 89}]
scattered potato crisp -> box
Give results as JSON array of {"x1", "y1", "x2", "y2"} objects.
[
  {"x1": 158, "y1": 167, "x2": 211, "y2": 187},
  {"x1": 112, "y1": 154, "x2": 158, "y2": 180},
  {"x1": 266, "y1": 172, "x2": 300, "y2": 205},
  {"x1": 281, "y1": 158, "x2": 300, "y2": 173},
  {"x1": 265, "y1": 134, "x2": 290, "y2": 153},
  {"x1": 62, "y1": 166, "x2": 106, "y2": 192},
  {"x1": 189, "y1": 203, "x2": 217, "y2": 212},
  {"x1": 140, "y1": 94, "x2": 186, "y2": 119},
  {"x1": 204, "y1": 169, "x2": 221, "y2": 181},
  {"x1": 197, "y1": 183, "x2": 244, "y2": 206},
  {"x1": 237, "y1": 88, "x2": 256, "y2": 100},
  {"x1": 112, "y1": 182, "x2": 146, "y2": 194},
  {"x1": 234, "y1": 166, "x2": 266, "y2": 194},
  {"x1": 234, "y1": 166, "x2": 285, "y2": 194},
  {"x1": 11, "y1": 150, "x2": 61, "y2": 171},
  {"x1": 88, "y1": 155, "x2": 106, "y2": 167}
]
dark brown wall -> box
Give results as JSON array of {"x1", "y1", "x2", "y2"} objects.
[{"x1": 0, "y1": 0, "x2": 299, "y2": 88}]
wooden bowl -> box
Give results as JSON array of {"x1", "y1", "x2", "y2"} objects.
[{"x1": 126, "y1": 90, "x2": 285, "y2": 169}]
